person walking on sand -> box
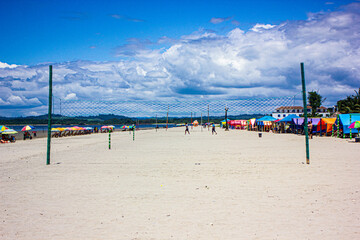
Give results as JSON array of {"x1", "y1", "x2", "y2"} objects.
[
  {"x1": 185, "y1": 123, "x2": 190, "y2": 135},
  {"x1": 212, "y1": 123, "x2": 217, "y2": 135}
]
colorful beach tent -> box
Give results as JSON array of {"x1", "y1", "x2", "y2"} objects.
[
  {"x1": 257, "y1": 116, "x2": 276, "y2": 126},
  {"x1": 316, "y1": 118, "x2": 336, "y2": 133},
  {"x1": 279, "y1": 114, "x2": 300, "y2": 122},
  {"x1": 220, "y1": 119, "x2": 230, "y2": 128},
  {"x1": 193, "y1": 120, "x2": 199, "y2": 126},
  {"x1": 339, "y1": 114, "x2": 360, "y2": 134},
  {"x1": 248, "y1": 118, "x2": 256, "y2": 126},
  {"x1": 229, "y1": 120, "x2": 247, "y2": 127},
  {"x1": 293, "y1": 118, "x2": 320, "y2": 126}
]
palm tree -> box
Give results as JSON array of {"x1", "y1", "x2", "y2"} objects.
[{"x1": 337, "y1": 88, "x2": 360, "y2": 113}]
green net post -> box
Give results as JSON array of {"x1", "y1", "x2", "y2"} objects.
[
  {"x1": 331, "y1": 123, "x2": 334, "y2": 137},
  {"x1": 46, "y1": 65, "x2": 53, "y2": 165},
  {"x1": 109, "y1": 130, "x2": 111, "y2": 149},
  {"x1": 300, "y1": 63, "x2": 310, "y2": 164},
  {"x1": 133, "y1": 125, "x2": 135, "y2": 141},
  {"x1": 349, "y1": 114, "x2": 352, "y2": 140},
  {"x1": 337, "y1": 115, "x2": 340, "y2": 138}
]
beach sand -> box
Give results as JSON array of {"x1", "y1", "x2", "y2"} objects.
[{"x1": 1, "y1": 127, "x2": 359, "y2": 239}]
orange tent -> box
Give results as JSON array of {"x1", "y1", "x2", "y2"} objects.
[{"x1": 316, "y1": 118, "x2": 336, "y2": 133}]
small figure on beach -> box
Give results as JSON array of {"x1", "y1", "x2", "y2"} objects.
[
  {"x1": 308, "y1": 122, "x2": 313, "y2": 139},
  {"x1": 212, "y1": 123, "x2": 217, "y2": 135},
  {"x1": 185, "y1": 123, "x2": 190, "y2": 135},
  {"x1": 23, "y1": 131, "x2": 32, "y2": 140}
]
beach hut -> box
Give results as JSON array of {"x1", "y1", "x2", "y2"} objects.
[
  {"x1": 246, "y1": 118, "x2": 256, "y2": 131},
  {"x1": 338, "y1": 113, "x2": 360, "y2": 137},
  {"x1": 229, "y1": 120, "x2": 247, "y2": 129},
  {"x1": 256, "y1": 116, "x2": 276, "y2": 132},
  {"x1": 220, "y1": 119, "x2": 230, "y2": 128},
  {"x1": 278, "y1": 114, "x2": 299, "y2": 133},
  {"x1": 316, "y1": 118, "x2": 336, "y2": 136}
]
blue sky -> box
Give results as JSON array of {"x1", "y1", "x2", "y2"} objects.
[
  {"x1": 0, "y1": 0, "x2": 360, "y2": 116},
  {"x1": 1, "y1": 0, "x2": 355, "y2": 64}
]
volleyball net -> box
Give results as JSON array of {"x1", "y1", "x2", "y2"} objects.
[{"x1": 56, "y1": 96, "x2": 295, "y2": 118}]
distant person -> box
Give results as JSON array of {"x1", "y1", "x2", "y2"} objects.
[
  {"x1": 185, "y1": 123, "x2": 190, "y2": 135},
  {"x1": 212, "y1": 123, "x2": 217, "y2": 135},
  {"x1": 308, "y1": 122, "x2": 313, "y2": 139}
]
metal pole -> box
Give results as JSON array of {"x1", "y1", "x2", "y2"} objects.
[
  {"x1": 191, "y1": 112, "x2": 193, "y2": 129},
  {"x1": 337, "y1": 114, "x2": 340, "y2": 138},
  {"x1": 350, "y1": 114, "x2": 352, "y2": 140},
  {"x1": 201, "y1": 113, "x2": 203, "y2": 132},
  {"x1": 52, "y1": 95, "x2": 54, "y2": 115},
  {"x1": 225, "y1": 107, "x2": 229, "y2": 131},
  {"x1": 156, "y1": 114, "x2": 157, "y2": 132},
  {"x1": 300, "y1": 63, "x2": 310, "y2": 164},
  {"x1": 133, "y1": 125, "x2": 135, "y2": 141},
  {"x1": 46, "y1": 65, "x2": 53, "y2": 165},
  {"x1": 60, "y1": 98, "x2": 62, "y2": 116},
  {"x1": 109, "y1": 130, "x2": 111, "y2": 149}
]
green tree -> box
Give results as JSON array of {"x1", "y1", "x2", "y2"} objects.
[
  {"x1": 308, "y1": 91, "x2": 324, "y2": 117},
  {"x1": 337, "y1": 88, "x2": 360, "y2": 113}
]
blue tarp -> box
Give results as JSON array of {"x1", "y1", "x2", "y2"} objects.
[
  {"x1": 278, "y1": 114, "x2": 300, "y2": 122},
  {"x1": 339, "y1": 113, "x2": 360, "y2": 134}
]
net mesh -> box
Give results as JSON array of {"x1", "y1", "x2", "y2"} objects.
[{"x1": 58, "y1": 96, "x2": 294, "y2": 117}]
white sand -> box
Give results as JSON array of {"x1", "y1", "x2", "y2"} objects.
[{"x1": 1, "y1": 127, "x2": 360, "y2": 239}]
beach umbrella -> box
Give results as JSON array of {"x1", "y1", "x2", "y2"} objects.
[
  {"x1": 21, "y1": 125, "x2": 35, "y2": 131},
  {"x1": 0, "y1": 125, "x2": 9, "y2": 132},
  {"x1": 1, "y1": 128, "x2": 18, "y2": 134},
  {"x1": 51, "y1": 128, "x2": 60, "y2": 132},
  {"x1": 108, "y1": 125, "x2": 115, "y2": 129},
  {"x1": 349, "y1": 121, "x2": 360, "y2": 129},
  {"x1": 101, "y1": 125, "x2": 108, "y2": 129}
]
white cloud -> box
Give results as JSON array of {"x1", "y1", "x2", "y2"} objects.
[
  {"x1": 64, "y1": 93, "x2": 78, "y2": 100},
  {"x1": 0, "y1": 61, "x2": 17, "y2": 69},
  {"x1": 0, "y1": 3, "x2": 359, "y2": 117},
  {"x1": 250, "y1": 24, "x2": 276, "y2": 32}
]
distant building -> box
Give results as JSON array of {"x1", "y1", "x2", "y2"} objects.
[{"x1": 272, "y1": 106, "x2": 330, "y2": 119}]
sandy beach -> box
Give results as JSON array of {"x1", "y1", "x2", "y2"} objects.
[{"x1": 1, "y1": 127, "x2": 360, "y2": 239}]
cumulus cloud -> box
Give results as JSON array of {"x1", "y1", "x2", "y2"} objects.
[
  {"x1": 0, "y1": 62, "x2": 18, "y2": 68},
  {"x1": 1, "y1": 3, "x2": 360, "y2": 117}
]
